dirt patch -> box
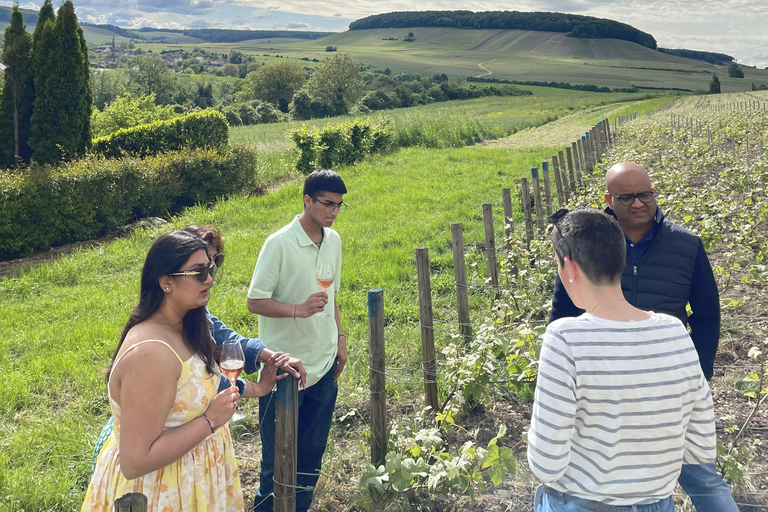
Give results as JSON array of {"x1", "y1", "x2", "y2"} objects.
[{"x1": 0, "y1": 218, "x2": 168, "y2": 278}]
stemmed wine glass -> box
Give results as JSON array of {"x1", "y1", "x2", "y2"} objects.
[
  {"x1": 220, "y1": 339, "x2": 246, "y2": 422},
  {"x1": 315, "y1": 263, "x2": 333, "y2": 317},
  {"x1": 315, "y1": 263, "x2": 334, "y2": 318}
]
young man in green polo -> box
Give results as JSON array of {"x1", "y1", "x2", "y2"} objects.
[{"x1": 247, "y1": 169, "x2": 348, "y2": 512}]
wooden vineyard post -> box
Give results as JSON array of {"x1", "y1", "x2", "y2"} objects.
[
  {"x1": 572, "y1": 141, "x2": 583, "y2": 185},
  {"x1": 547, "y1": 160, "x2": 564, "y2": 208},
  {"x1": 605, "y1": 118, "x2": 612, "y2": 145},
  {"x1": 746, "y1": 134, "x2": 750, "y2": 170},
  {"x1": 531, "y1": 168, "x2": 544, "y2": 233},
  {"x1": 367, "y1": 289, "x2": 387, "y2": 466},
  {"x1": 541, "y1": 166, "x2": 553, "y2": 218},
  {"x1": 566, "y1": 146, "x2": 579, "y2": 189},
  {"x1": 451, "y1": 223, "x2": 473, "y2": 345},
  {"x1": 274, "y1": 375, "x2": 299, "y2": 512},
  {"x1": 482, "y1": 203, "x2": 499, "y2": 291},
  {"x1": 115, "y1": 494, "x2": 147, "y2": 512},
  {"x1": 553, "y1": 156, "x2": 569, "y2": 203},
  {"x1": 415, "y1": 248, "x2": 439, "y2": 413},
  {"x1": 502, "y1": 188, "x2": 514, "y2": 249},
  {"x1": 559, "y1": 151, "x2": 573, "y2": 195},
  {"x1": 521, "y1": 179, "x2": 534, "y2": 246}
]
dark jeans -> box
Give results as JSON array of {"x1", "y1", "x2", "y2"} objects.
[{"x1": 254, "y1": 359, "x2": 338, "y2": 512}]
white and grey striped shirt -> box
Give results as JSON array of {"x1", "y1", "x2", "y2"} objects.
[{"x1": 527, "y1": 312, "x2": 715, "y2": 506}]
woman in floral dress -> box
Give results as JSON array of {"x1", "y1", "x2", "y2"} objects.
[{"x1": 82, "y1": 231, "x2": 289, "y2": 511}]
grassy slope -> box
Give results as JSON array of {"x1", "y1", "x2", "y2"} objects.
[{"x1": 0, "y1": 93, "x2": 666, "y2": 511}]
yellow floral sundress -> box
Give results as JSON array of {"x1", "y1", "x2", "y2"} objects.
[{"x1": 81, "y1": 339, "x2": 244, "y2": 511}]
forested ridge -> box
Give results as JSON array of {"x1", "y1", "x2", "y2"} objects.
[
  {"x1": 348, "y1": 10, "x2": 657, "y2": 49},
  {"x1": 658, "y1": 48, "x2": 734, "y2": 65}
]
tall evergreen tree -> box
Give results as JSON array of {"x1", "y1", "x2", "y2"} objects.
[
  {"x1": 0, "y1": 4, "x2": 34, "y2": 167},
  {"x1": 78, "y1": 26, "x2": 92, "y2": 153},
  {"x1": 32, "y1": 0, "x2": 55, "y2": 43},
  {"x1": 709, "y1": 74, "x2": 721, "y2": 94},
  {"x1": 29, "y1": 0, "x2": 89, "y2": 164}
]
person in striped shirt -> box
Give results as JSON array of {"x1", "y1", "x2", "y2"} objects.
[{"x1": 528, "y1": 208, "x2": 716, "y2": 512}]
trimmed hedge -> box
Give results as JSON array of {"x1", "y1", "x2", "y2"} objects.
[
  {"x1": 92, "y1": 110, "x2": 229, "y2": 159},
  {"x1": 0, "y1": 145, "x2": 258, "y2": 259},
  {"x1": 291, "y1": 117, "x2": 393, "y2": 174}
]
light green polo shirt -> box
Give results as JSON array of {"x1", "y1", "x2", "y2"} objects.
[{"x1": 247, "y1": 215, "x2": 341, "y2": 388}]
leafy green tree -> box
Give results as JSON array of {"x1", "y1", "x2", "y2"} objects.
[
  {"x1": 235, "y1": 61, "x2": 306, "y2": 112},
  {"x1": 126, "y1": 54, "x2": 176, "y2": 104},
  {"x1": 91, "y1": 90, "x2": 176, "y2": 137},
  {"x1": 303, "y1": 53, "x2": 363, "y2": 115},
  {"x1": 29, "y1": 0, "x2": 89, "y2": 164},
  {"x1": 92, "y1": 69, "x2": 126, "y2": 110},
  {"x1": 728, "y1": 63, "x2": 744, "y2": 78},
  {"x1": 0, "y1": 4, "x2": 34, "y2": 167},
  {"x1": 222, "y1": 63, "x2": 239, "y2": 77},
  {"x1": 709, "y1": 73, "x2": 721, "y2": 94}
]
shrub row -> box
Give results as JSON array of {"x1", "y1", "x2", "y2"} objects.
[
  {"x1": 291, "y1": 118, "x2": 393, "y2": 174},
  {"x1": 92, "y1": 110, "x2": 229, "y2": 159},
  {"x1": 218, "y1": 100, "x2": 286, "y2": 127},
  {"x1": 0, "y1": 145, "x2": 258, "y2": 259}
]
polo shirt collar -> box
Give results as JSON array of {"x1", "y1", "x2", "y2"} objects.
[{"x1": 291, "y1": 215, "x2": 326, "y2": 247}]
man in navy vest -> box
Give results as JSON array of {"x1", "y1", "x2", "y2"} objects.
[{"x1": 549, "y1": 161, "x2": 736, "y2": 512}]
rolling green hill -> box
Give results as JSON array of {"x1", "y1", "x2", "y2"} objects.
[{"x1": 1, "y1": 4, "x2": 765, "y2": 93}]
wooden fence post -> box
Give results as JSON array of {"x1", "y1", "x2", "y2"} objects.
[
  {"x1": 415, "y1": 248, "x2": 439, "y2": 413},
  {"x1": 521, "y1": 179, "x2": 534, "y2": 246},
  {"x1": 274, "y1": 375, "x2": 299, "y2": 512},
  {"x1": 367, "y1": 289, "x2": 387, "y2": 467},
  {"x1": 531, "y1": 168, "x2": 544, "y2": 233},
  {"x1": 553, "y1": 156, "x2": 569, "y2": 203},
  {"x1": 502, "y1": 188, "x2": 514, "y2": 248},
  {"x1": 450, "y1": 224, "x2": 473, "y2": 345},
  {"x1": 605, "y1": 118, "x2": 612, "y2": 145},
  {"x1": 572, "y1": 141, "x2": 583, "y2": 185},
  {"x1": 565, "y1": 147, "x2": 579, "y2": 189},
  {"x1": 115, "y1": 494, "x2": 147, "y2": 512},
  {"x1": 482, "y1": 203, "x2": 499, "y2": 291},
  {"x1": 547, "y1": 160, "x2": 564, "y2": 208},
  {"x1": 541, "y1": 167, "x2": 553, "y2": 218},
  {"x1": 558, "y1": 151, "x2": 572, "y2": 194}
]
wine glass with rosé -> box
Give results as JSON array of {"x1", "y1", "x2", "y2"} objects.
[
  {"x1": 315, "y1": 263, "x2": 334, "y2": 317},
  {"x1": 220, "y1": 339, "x2": 246, "y2": 422}
]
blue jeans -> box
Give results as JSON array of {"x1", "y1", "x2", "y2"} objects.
[
  {"x1": 254, "y1": 359, "x2": 338, "y2": 512},
  {"x1": 678, "y1": 463, "x2": 739, "y2": 512},
  {"x1": 534, "y1": 486, "x2": 673, "y2": 512}
]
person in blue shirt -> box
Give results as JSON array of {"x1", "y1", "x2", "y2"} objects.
[{"x1": 91, "y1": 225, "x2": 306, "y2": 473}]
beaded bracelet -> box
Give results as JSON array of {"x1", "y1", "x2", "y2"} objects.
[{"x1": 201, "y1": 412, "x2": 216, "y2": 434}]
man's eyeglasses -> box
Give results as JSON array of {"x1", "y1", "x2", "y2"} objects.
[
  {"x1": 609, "y1": 191, "x2": 654, "y2": 206},
  {"x1": 313, "y1": 198, "x2": 347, "y2": 213},
  {"x1": 170, "y1": 264, "x2": 217, "y2": 283},
  {"x1": 211, "y1": 253, "x2": 224, "y2": 268}
]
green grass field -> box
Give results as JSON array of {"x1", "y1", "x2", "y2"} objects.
[
  {"x1": 0, "y1": 92, "x2": 668, "y2": 510},
  {"x1": 69, "y1": 25, "x2": 768, "y2": 94}
]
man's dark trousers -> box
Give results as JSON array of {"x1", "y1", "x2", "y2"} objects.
[{"x1": 254, "y1": 359, "x2": 338, "y2": 512}]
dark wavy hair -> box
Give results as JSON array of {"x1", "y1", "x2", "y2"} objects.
[
  {"x1": 183, "y1": 225, "x2": 223, "y2": 255},
  {"x1": 106, "y1": 231, "x2": 216, "y2": 382}
]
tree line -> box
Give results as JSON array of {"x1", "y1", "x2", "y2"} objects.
[
  {"x1": 348, "y1": 10, "x2": 657, "y2": 49},
  {"x1": 0, "y1": 0, "x2": 91, "y2": 167},
  {"x1": 658, "y1": 48, "x2": 734, "y2": 66}
]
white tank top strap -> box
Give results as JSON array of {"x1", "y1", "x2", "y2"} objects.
[{"x1": 111, "y1": 339, "x2": 184, "y2": 376}]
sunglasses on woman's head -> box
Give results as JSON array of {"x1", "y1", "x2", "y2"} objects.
[
  {"x1": 212, "y1": 253, "x2": 224, "y2": 268},
  {"x1": 170, "y1": 264, "x2": 217, "y2": 283}
]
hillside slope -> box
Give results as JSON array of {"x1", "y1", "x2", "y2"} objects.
[{"x1": 314, "y1": 27, "x2": 768, "y2": 92}]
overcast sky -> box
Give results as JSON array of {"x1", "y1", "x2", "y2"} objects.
[{"x1": 8, "y1": 0, "x2": 768, "y2": 68}]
